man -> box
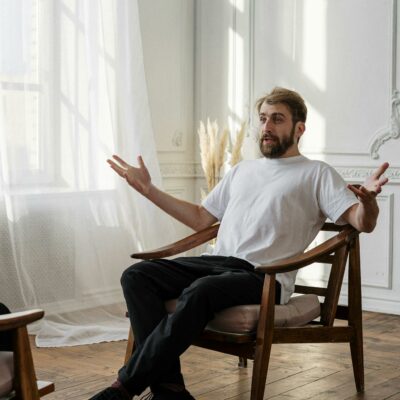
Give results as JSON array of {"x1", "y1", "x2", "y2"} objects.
[{"x1": 91, "y1": 87, "x2": 389, "y2": 400}]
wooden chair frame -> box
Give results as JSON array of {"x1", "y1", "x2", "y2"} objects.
[
  {"x1": 0, "y1": 309, "x2": 54, "y2": 400},
  {"x1": 125, "y1": 222, "x2": 363, "y2": 400}
]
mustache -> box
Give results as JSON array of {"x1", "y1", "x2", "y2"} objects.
[{"x1": 260, "y1": 133, "x2": 278, "y2": 141}]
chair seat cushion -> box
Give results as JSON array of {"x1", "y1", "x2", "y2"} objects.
[
  {"x1": 0, "y1": 352, "x2": 13, "y2": 397},
  {"x1": 165, "y1": 294, "x2": 320, "y2": 334}
]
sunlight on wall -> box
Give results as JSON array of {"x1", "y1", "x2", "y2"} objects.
[
  {"x1": 277, "y1": 0, "x2": 298, "y2": 63},
  {"x1": 298, "y1": 100, "x2": 330, "y2": 287},
  {"x1": 229, "y1": 0, "x2": 244, "y2": 13},
  {"x1": 300, "y1": 102, "x2": 327, "y2": 153},
  {"x1": 297, "y1": 0, "x2": 330, "y2": 284},
  {"x1": 301, "y1": 0, "x2": 327, "y2": 92},
  {"x1": 228, "y1": 27, "x2": 244, "y2": 134}
]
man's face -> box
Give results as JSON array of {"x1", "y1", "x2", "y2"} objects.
[{"x1": 258, "y1": 102, "x2": 301, "y2": 158}]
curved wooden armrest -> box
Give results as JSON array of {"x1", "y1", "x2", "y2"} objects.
[
  {"x1": 0, "y1": 309, "x2": 45, "y2": 331},
  {"x1": 255, "y1": 225, "x2": 358, "y2": 274},
  {"x1": 131, "y1": 224, "x2": 220, "y2": 259}
]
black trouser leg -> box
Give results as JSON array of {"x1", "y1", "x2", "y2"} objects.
[
  {"x1": 118, "y1": 256, "x2": 268, "y2": 396},
  {"x1": 120, "y1": 258, "x2": 205, "y2": 387}
]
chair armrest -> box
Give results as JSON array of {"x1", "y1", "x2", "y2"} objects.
[
  {"x1": 0, "y1": 309, "x2": 44, "y2": 331},
  {"x1": 255, "y1": 225, "x2": 358, "y2": 274},
  {"x1": 131, "y1": 224, "x2": 220, "y2": 259}
]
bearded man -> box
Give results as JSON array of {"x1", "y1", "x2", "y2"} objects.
[{"x1": 91, "y1": 87, "x2": 389, "y2": 400}]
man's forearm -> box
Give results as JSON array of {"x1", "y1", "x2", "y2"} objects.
[
  {"x1": 144, "y1": 184, "x2": 217, "y2": 231},
  {"x1": 350, "y1": 201, "x2": 379, "y2": 233}
]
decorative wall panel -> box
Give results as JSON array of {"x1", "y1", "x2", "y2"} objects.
[{"x1": 253, "y1": 0, "x2": 397, "y2": 157}]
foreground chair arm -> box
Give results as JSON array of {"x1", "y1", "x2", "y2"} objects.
[
  {"x1": 131, "y1": 224, "x2": 220, "y2": 259},
  {"x1": 0, "y1": 310, "x2": 44, "y2": 331},
  {"x1": 0, "y1": 309, "x2": 54, "y2": 400}
]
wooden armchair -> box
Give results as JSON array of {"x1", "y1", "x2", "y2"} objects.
[
  {"x1": 0, "y1": 309, "x2": 54, "y2": 400},
  {"x1": 125, "y1": 222, "x2": 363, "y2": 400}
]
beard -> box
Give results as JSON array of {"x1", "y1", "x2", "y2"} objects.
[{"x1": 259, "y1": 126, "x2": 296, "y2": 158}]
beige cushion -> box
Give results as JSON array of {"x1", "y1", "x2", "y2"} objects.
[
  {"x1": 0, "y1": 352, "x2": 13, "y2": 397},
  {"x1": 165, "y1": 294, "x2": 320, "y2": 334}
]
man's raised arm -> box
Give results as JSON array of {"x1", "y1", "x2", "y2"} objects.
[
  {"x1": 107, "y1": 155, "x2": 217, "y2": 232},
  {"x1": 341, "y1": 162, "x2": 389, "y2": 233}
]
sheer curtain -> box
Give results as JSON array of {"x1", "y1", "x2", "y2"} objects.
[{"x1": 0, "y1": 0, "x2": 175, "y2": 346}]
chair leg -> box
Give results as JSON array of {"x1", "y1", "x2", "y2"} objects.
[
  {"x1": 124, "y1": 326, "x2": 135, "y2": 366},
  {"x1": 348, "y1": 236, "x2": 364, "y2": 392},
  {"x1": 251, "y1": 337, "x2": 273, "y2": 400},
  {"x1": 13, "y1": 326, "x2": 40, "y2": 400},
  {"x1": 250, "y1": 274, "x2": 275, "y2": 400},
  {"x1": 350, "y1": 333, "x2": 364, "y2": 392}
]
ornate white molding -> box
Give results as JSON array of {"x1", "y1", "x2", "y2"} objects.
[
  {"x1": 370, "y1": 90, "x2": 400, "y2": 159},
  {"x1": 160, "y1": 162, "x2": 203, "y2": 178},
  {"x1": 369, "y1": 0, "x2": 399, "y2": 159},
  {"x1": 158, "y1": 162, "x2": 400, "y2": 183},
  {"x1": 335, "y1": 165, "x2": 400, "y2": 183},
  {"x1": 160, "y1": 162, "x2": 400, "y2": 183}
]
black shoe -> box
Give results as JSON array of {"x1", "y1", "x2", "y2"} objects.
[
  {"x1": 140, "y1": 388, "x2": 195, "y2": 399},
  {"x1": 89, "y1": 387, "x2": 129, "y2": 400}
]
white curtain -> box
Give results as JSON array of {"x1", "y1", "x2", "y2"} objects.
[{"x1": 0, "y1": 0, "x2": 175, "y2": 346}]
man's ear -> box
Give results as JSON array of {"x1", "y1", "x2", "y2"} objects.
[{"x1": 295, "y1": 121, "x2": 306, "y2": 142}]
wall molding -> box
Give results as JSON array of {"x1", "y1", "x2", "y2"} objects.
[
  {"x1": 340, "y1": 293, "x2": 400, "y2": 316},
  {"x1": 160, "y1": 162, "x2": 203, "y2": 178},
  {"x1": 160, "y1": 162, "x2": 400, "y2": 183},
  {"x1": 251, "y1": 0, "x2": 399, "y2": 158},
  {"x1": 335, "y1": 165, "x2": 400, "y2": 183},
  {"x1": 357, "y1": 194, "x2": 393, "y2": 289},
  {"x1": 370, "y1": 89, "x2": 400, "y2": 159},
  {"x1": 369, "y1": 0, "x2": 400, "y2": 159}
]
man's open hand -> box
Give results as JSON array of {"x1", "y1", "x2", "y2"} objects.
[
  {"x1": 347, "y1": 162, "x2": 389, "y2": 199},
  {"x1": 107, "y1": 155, "x2": 152, "y2": 195}
]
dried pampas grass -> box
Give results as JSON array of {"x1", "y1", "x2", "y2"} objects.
[
  {"x1": 198, "y1": 119, "x2": 229, "y2": 192},
  {"x1": 230, "y1": 121, "x2": 246, "y2": 167},
  {"x1": 198, "y1": 118, "x2": 246, "y2": 193}
]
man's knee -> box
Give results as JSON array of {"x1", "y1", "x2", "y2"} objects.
[{"x1": 120, "y1": 261, "x2": 150, "y2": 291}]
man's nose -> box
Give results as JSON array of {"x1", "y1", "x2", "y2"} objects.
[{"x1": 262, "y1": 118, "x2": 272, "y2": 132}]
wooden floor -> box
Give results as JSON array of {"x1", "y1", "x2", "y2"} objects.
[{"x1": 32, "y1": 311, "x2": 400, "y2": 400}]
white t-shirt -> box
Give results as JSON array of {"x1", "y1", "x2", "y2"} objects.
[{"x1": 202, "y1": 155, "x2": 358, "y2": 304}]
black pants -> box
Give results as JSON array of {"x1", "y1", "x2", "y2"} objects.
[{"x1": 118, "y1": 255, "x2": 281, "y2": 395}]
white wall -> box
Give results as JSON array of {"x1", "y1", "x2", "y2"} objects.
[
  {"x1": 194, "y1": 0, "x2": 400, "y2": 315},
  {"x1": 138, "y1": 0, "x2": 195, "y2": 239}
]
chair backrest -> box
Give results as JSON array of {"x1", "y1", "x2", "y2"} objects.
[{"x1": 293, "y1": 222, "x2": 359, "y2": 327}]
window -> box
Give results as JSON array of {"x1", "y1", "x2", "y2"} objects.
[{"x1": 1, "y1": 0, "x2": 55, "y2": 187}]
